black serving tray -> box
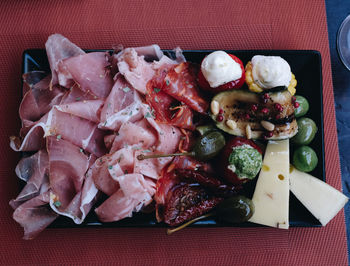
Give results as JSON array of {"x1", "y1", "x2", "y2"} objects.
[{"x1": 21, "y1": 49, "x2": 324, "y2": 228}]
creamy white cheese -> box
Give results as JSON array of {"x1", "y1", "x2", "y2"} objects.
[
  {"x1": 201, "y1": 51, "x2": 242, "y2": 88},
  {"x1": 251, "y1": 55, "x2": 291, "y2": 89}
]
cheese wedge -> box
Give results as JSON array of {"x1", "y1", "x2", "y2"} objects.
[
  {"x1": 289, "y1": 166, "x2": 348, "y2": 226},
  {"x1": 249, "y1": 140, "x2": 290, "y2": 229}
]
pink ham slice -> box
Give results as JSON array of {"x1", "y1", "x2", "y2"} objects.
[
  {"x1": 58, "y1": 99, "x2": 104, "y2": 123},
  {"x1": 95, "y1": 173, "x2": 155, "y2": 222},
  {"x1": 116, "y1": 47, "x2": 177, "y2": 95},
  {"x1": 59, "y1": 52, "x2": 113, "y2": 98},
  {"x1": 47, "y1": 136, "x2": 99, "y2": 224},
  {"x1": 47, "y1": 136, "x2": 89, "y2": 208},
  {"x1": 10, "y1": 150, "x2": 49, "y2": 209},
  {"x1": 99, "y1": 74, "x2": 143, "y2": 131},
  {"x1": 60, "y1": 83, "x2": 98, "y2": 104},
  {"x1": 92, "y1": 146, "x2": 134, "y2": 196},
  {"x1": 12, "y1": 191, "x2": 58, "y2": 240},
  {"x1": 11, "y1": 107, "x2": 107, "y2": 157},
  {"x1": 20, "y1": 74, "x2": 65, "y2": 125},
  {"x1": 109, "y1": 103, "x2": 182, "y2": 154},
  {"x1": 45, "y1": 34, "x2": 85, "y2": 87}
]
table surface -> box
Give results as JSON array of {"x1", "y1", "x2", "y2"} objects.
[
  {"x1": 0, "y1": 1, "x2": 348, "y2": 265},
  {"x1": 325, "y1": 0, "x2": 350, "y2": 261}
]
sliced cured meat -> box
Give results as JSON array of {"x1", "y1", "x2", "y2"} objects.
[
  {"x1": 12, "y1": 106, "x2": 107, "y2": 157},
  {"x1": 134, "y1": 150, "x2": 171, "y2": 180},
  {"x1": 47, "y1": 136, "x2": 98, "y2": 224},
  {"x1": 99, "y1": 74, "x2": 143, "y2": 131},
  {"x1": 116, "y1": 48, "x2": 177, "y2": 95},
  {"x1": 92, "y1": 147, "x2": 134, "y2": 196},
  {"x1": 20, "y1": 74, "x2": 65, "y2": 124},
  {"x1": 47, "y1": 136, "x2": 89, "y2": 209},
  {"x1": 60, "y1": 52, "x2": 113, "y2": 98},
  {"x1": 10, "y1": 150, "x2": 49, "y2": 209},
  {"x1": 109, "y1": 119, "x2": 157, "y2": 153},
  {"x1": 162, "y1": 62, "x2": 209, "y2": 114},
  {"x1": 95, "y1": 173, "x2": 155, "y2": 222},
  {"x1": 58, "y1": 99, "x2": 104, "y2": 123},
  {"x1": 22, "y1": 71, "x2": 48, "y2": 95},
  {"x1": 146, "y1": 64, "x2": 195, "y2": 130},
  {"x1": 146, "y1": 78, "x2": 194, "y2": 130},
  {"x1": 60, "y1": 83, "x2": 98, "y2": 104},
  {"x1": 133, "y1": 44, "x2": 164, "y2": 61},
  {"x1": 45, "y1": 34, "x2": 85, "y2": 87},
  {"x1": 49, "y1": 167, "x2": 99, "y2": 224},
  {"x1": 10, "y1": 122, "x2": 46, "y2": 152},
  {"x1": 116, "y1": 48, "x2": 155, "y2": 94},
  {"x1": 12, "y1": 191, "x2": 58, "y2": 240}
]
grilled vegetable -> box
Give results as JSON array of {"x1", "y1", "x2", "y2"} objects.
[{"x1": 210, "y1": 87, "x2": 298, "y2": 140}]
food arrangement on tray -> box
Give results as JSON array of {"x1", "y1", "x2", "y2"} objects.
[{"x1": 10, "y1": 34, "x2": 348, "y2": 239}]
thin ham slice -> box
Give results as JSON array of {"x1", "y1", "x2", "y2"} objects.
[
  {"x1": 10, "y1": 150, "x2": 49, "y2": 209},
  {"x1": 59, "y1": 52, "x2": 113, "y2": 98},
  {"x1": 11, "y1": 107, "x2": 107, "y2": 157},
  {"x1": 58, "y1": 99, "x2": 104, "y2": 123},
  {"x1": 116, "y1": 47, "x2": 177, "y2": 94},
  {"x1": 22, "y1": 71, "x2": 48, "y2": 95},
  {"x1": 92, "y1": 146, "x2": 134, "y2": 196},
  {"x1": 98, "y1": 74, "x2": 143, "y2": 131},
  {"x1": 95, "y1": 173, "x2": 155, "y2": 222},
  {"x1": 60, "y1": 83, "x2": 98, "y2": 104},
  {"x1": 47, "y1": 136, "x2": 89, "y2": 208},
  {"x1": 12, "y1": 191, "x2": 58, "y2": 240},
  {"x1": 47, "y1": 136, "x2": 98, "y2": 224},
  {"x1": 20, "y1": 74, "x2": 65, "y2": 125},
  {"x1": 45, "y1": 34, "x2": 85, "y2": 87}
]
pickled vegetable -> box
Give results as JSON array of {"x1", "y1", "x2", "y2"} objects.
[
  {"x1": 294, "y1": 95, "x2": 309, "y2": 117},
  {"x1": 137, "y1": 130, "x2": 226, "y2": 162},
  {"x1": 293, "y1": 146, "x2": 318, "y2": 172},
  {"x1": 291, "y1": 117, "x2": 317, "y2": 145},
  {"x1": 216, "y1": 196, "x2": 254, "y2": 223}
]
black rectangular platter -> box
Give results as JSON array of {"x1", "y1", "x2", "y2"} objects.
[{"x1": 22, "y1": 49, "x2": 324, "y2": 228}]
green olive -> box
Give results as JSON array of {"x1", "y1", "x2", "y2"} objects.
[
  {"x1": 196, "y1": 124, "x2": 216, "y2": 136},
  {"x1": 293, "y1": 146, "x2": 318, "y2": 172},
  {"x1": 291, "y1": 117, "x2": 317, "y2": 145},
  {"x1": 193, "y1": 131, "x2": 226, "y2": 161},
  {"x1": 216, "y1": 196, "x2": 254, "y2": 223},
  {"x1": 294, "y1": 95, "x2": 309, "y2": 117}
]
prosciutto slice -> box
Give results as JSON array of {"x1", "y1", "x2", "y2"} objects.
[
  {"x1": 59, "y1": 52, "x2": 113, "y2": 99},
  {"x1": 98, "y1": 74, "x2": 143, "y2": 131},
  {"x1": 116, "y1": 47, "x2": 177, "y2": 94},
  {"x1": 20, "y1": 74, "x2": 65, "y2": 126},
  {"x1": 47, "y1": 136, "x2": 98, "y2": 224},
  {"x1": 12, "y1": 191, "x2": 58, "y2": 240},
  {"x1": 11, "y1": 107, "x2": 107, "y2": 157},
  {"x1": 45, "y1": 34, "x2": 85, "y2": 87},
  {"x1": 10, "y1": 150, "x2": 49, "y2": 209},
  {"x1": 95, "y1": 174, "x2": 155, "y2": 222}
]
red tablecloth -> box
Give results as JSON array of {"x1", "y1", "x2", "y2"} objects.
[{"x1": 0, "y1": 1, "x2": 347, "y2": 265}]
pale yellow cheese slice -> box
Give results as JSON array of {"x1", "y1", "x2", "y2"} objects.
[
  {"x1": 289, "y1": 166, "x2": 348, "y2": 226},
  {"x1": 249, "y1": 140, "x2": 290, "y2": 229}
]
